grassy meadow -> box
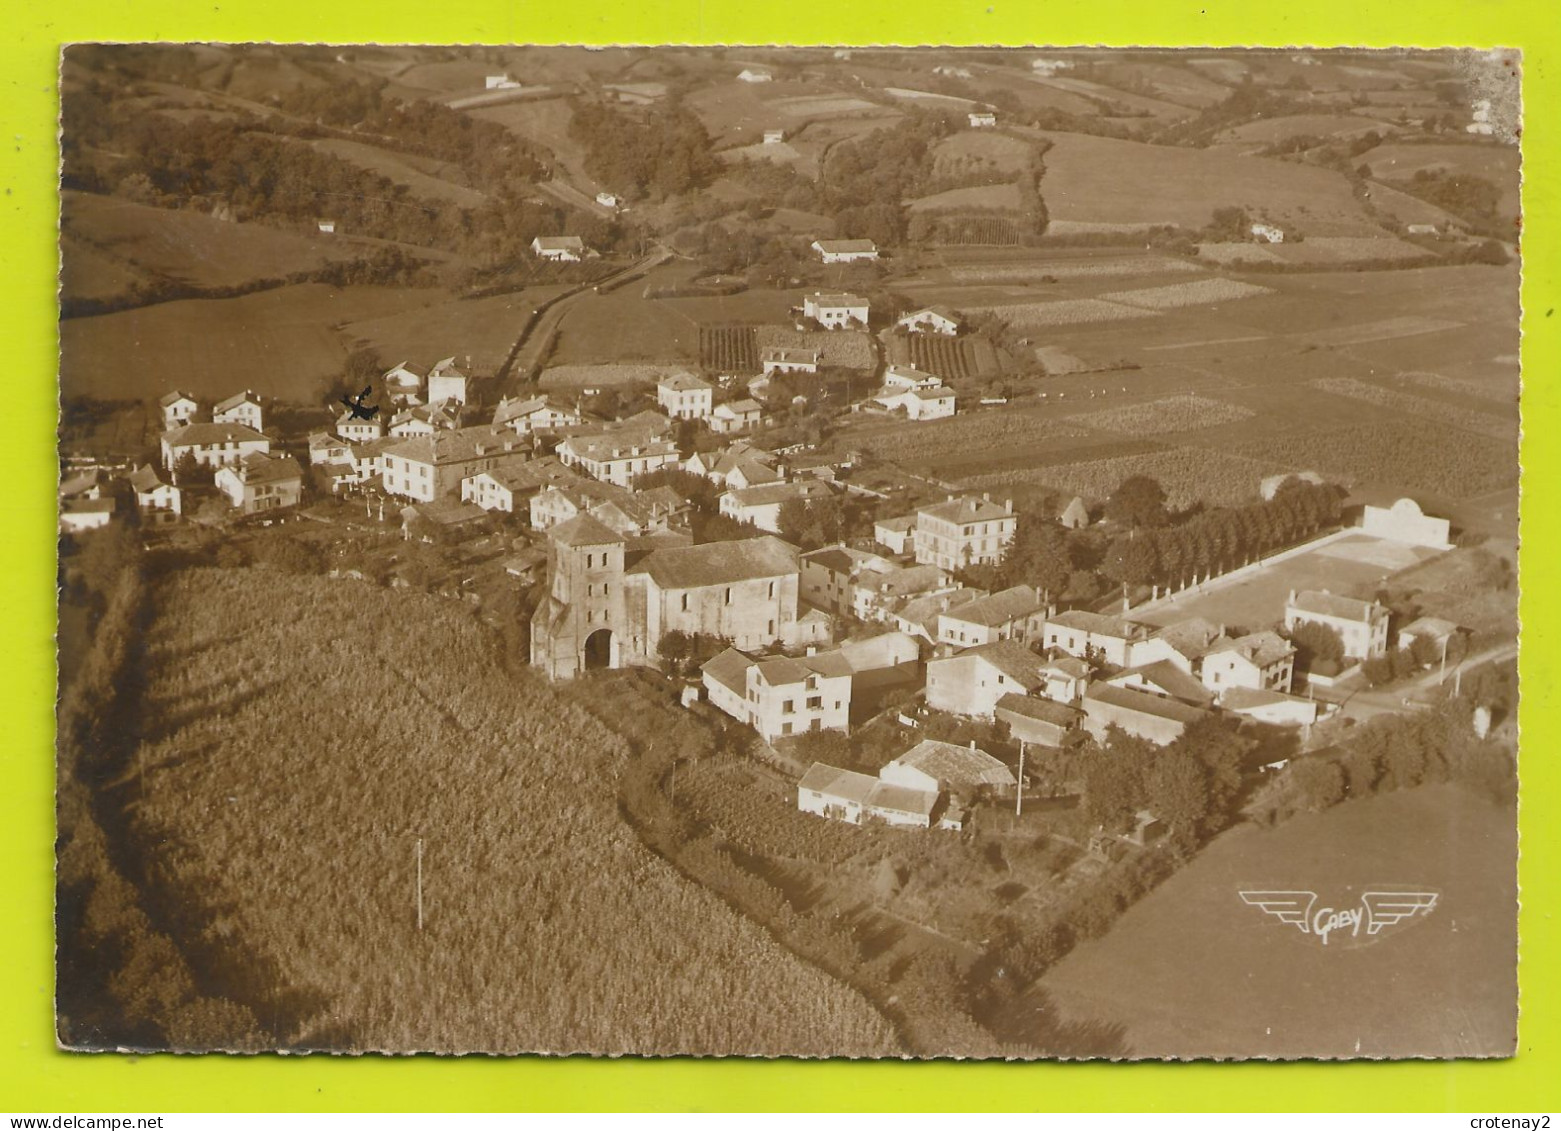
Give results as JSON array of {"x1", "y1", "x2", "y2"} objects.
[{"x1": 120, "y1": 569, "x2": 899, "y2": 1056}]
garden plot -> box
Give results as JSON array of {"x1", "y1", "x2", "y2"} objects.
[
  {"x1": 1234, "y1": 421, "x2": 1516, "y2": 499},
  {"x1": 754, "y1": 327, "x2": 876, "y2": 369},
  {"x1": 1100, "y1": 278, "x2": 1274, "y2": 310},
  {"x1": 963, "y1": 298, "x2": 1161, "y2": 329},
  {"x1": 1066, "y1": 394, "x2": 1256, "y2": 435},
  {"x1": 1309, "y1": 378, "x2": 1515, "y2": 440}
]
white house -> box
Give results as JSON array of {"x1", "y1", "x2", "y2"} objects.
[
  {"x1": 737, "y1": 66, "x2": 773, "y2": 83},
  {"x1": 1250, "y1": 222, "x2": 1286, "y2": 244},
  {"x1": 912, "y1": 494, "x2": 1015, "y2": 570},
  {"x1": 427, "y1": 356, "x2": 470, "y2": 406},
  {"x1": 159, "y1": 391, "x2": 200, "y2": 430},
  {"x1": 1284, "y1": 589, "x2": 1390, "y2": 661},
  {"x1": 127, "y1": 464, "x2": 181, "y2": 521},
  {"x1": 762, "y1": 347, "x2": 819, "y2": 375},
  {"x1": 383, "y1": 361, "x2": 426, "y2": 400},
  {"x1": 810, "y1": 239, "x2": 879, "y2": 264},
  {"x1": 802, "y1": 292, "x2": 870, "y2": 330},
  {"x1": 214, "y1": 451, "x2": 303, "y2": 515},
  {"x1": 711, "y1": 398, "x2": 763, "y2": 434},
  {"x1": 796, "y1": 762, "x2": 937, "y2": 829},
  {"x1": 486, "y1": 73, "x2": 521, "y2": 90},
  {"x1": 212, "y1": 390, "x2": 263, "y2": 432},
  {"x1": 719, "y1": 479, "x2": 833, "y2": 534},
  {"x1": 60, "y1": 498, "x2": 114, "y2": 534},
  {"x1": 936, "y1": 585, "x2": 1050, "y2": 649},
  {"x1": 926, "y1": 639, "x2": 1049, "y2": 719},
  {"x1": 336, "y1": 409, "x2": 385, "y2": 444},
  {"x1": 763, "y1": 128, "x2": 786, "y2": 144},
  {"x1": 876, "y1": 386, "x2": 956, "y2": 421},
  {"x1": 880, "y1": 739, "x2": 1016, "y2": 798},
  {"x1": 1042, "y1": 609, "x2": 1152, "y2": 668},
  {"x1": 531, "y1": 235, "x2": 586, "y2": 262},
  {"x1": 316, "y1": 219, "x2": 337, "y2": 235},
  {"x1": 1360, "y1": 498, "x2": 1452, "y2": 549},
  {"x1": 897, "y1": 307, "x2": 960, "y2": 336},
  {"x1": 493, "y1": 395, "x2": 582, "y2": 436},
  {"x1": 556, "y1": 432, "x2": 680, "y2": 488},
  {"x1": 308, "y1": 432, "x2": 352, "y2": 466},
  {"x1": 160, "y1": 422, "x2": 271, "y2": 473},
  {"x1": 702, "y1": 647, "x2": 852, "y2": 742},
  {"x1": 1199, "y1": 631, "x2": 1296, "y2": 698},
  {"x1": 882, "y1": 364, "x2": 943, "y2": 392},
  {"x1": 595, "y1": 191, "x2": 620, "y2": 209},
  {"x1": 968, "y1": 110, "x2": 997, "y2": 128},
  {"x1": 656, "y1": 372, "x2": 715, "y2": 421}
]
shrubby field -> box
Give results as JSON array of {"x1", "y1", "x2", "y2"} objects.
[
  {"x1": 1310, "y1": 377, "x2": 1515, "y2": 440},
  {"x1": 966, "y1": 447, "x2": 1285, "y2": 508},
  {"x1": 1236, "y1": 421, "x2": 1516, "y2": 499},
  {"x1": 1066, "y1": 394, "x2": 1256, "y2": 436},
  {"x1": 120, "y1": 570, "x2": 899, "y2": 1055}
]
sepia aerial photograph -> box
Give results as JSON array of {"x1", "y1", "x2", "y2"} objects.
[{"x1": 55, "y1": 43, "x2": 1520, "y2": 1060}]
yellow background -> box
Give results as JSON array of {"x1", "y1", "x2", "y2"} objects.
[{"x1": 3, "y1": 0, "x2": 1554, "y2": 1112}]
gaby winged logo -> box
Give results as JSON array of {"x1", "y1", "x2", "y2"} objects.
[{"x1": 1239, "y1": 889, "x2": 1439, "y2": 946}]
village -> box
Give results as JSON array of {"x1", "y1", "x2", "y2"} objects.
[{"x1": 53, "y1": 44, "x2": 1521, "y2": 1060}]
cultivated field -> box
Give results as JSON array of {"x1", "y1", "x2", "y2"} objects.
[
  {"x1": 308, "y1": 138, "x2": 487, "y2": 208},
  {"x1": 1100, "y1": 278, "x2": 1274, "y2": 310},
  {"x1": 1212, "y1": 113, "x2": 1401, "y2": 146},
  {"x1": 755, "y1": 326, "x2": 876, "y2": 369},
  {"x1": 699, "y1": 325, "x2": 760, "y2": 373},
  {"x1": 932, "y1": 130, "x2": 1037, "y2": 178},
  {"x1": 339, "y1": 287, "x2": 570, "y2": 376},
  {"x1": 1066, "y1": 393, "x2": 1255, "y2": 435},
  {"x1": 60, "y1": 284, "x2": 447, "y2": 402},
  {"x1": 962, "y1": 298, "x2": 1162, "y2": 328},
  {"x1": 538, "y1": 363, "x2": 684, "y2": 390},
  {"x1": 963, "y1": 447, "x2": 1287, "y2": 509},
  {"x1": 1040, "y1": 783, "x2": 1516, "y2": 1058},
  {"x1": 1035, "y1": 131, "x2": 1382, "y2": 231},
  {"x1": 1363, "y1": 142, "x2": 1522, "y2": 226},
  {"x1": 548, "y1": 290, "x2": 700, "y2": 366},
  {"x1": 1237, "y1": 421, "x2": 1516, "y2": 500},
  {"x1": 1309, "y1": 377, "x2": 1516, "y2": 440},
  {"x1": 908, "y1": 184, "x2": 1025, "y2": 213},
  {"x1": 125, "y1": 569, "x2": 900, "y2": 1055}
]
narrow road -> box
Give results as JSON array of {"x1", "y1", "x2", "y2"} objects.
[{"x1": 1334, "y1": 640, "x2": 1518, "y2": 721}]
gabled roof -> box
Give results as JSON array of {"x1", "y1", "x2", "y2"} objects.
[
  {"x1": 900, "y1": 306, "x2": 961, "y2": 324},
  {"x1": 806, "y1": 291, "x2": 869, "y2": 307},
  {"x1": 384, "y1": 426, "x2": 526, "y2": 466},
  {"x1": 1047, "y1": 609, "x2": 1148, "y2": 640},
  {"x1": 995, "y1": 693, "x2": 1082, "y2": 727},
  {"x1": 726, "y1": 480, "x2": 831, "y2": 509},
  {"x1": 309, "y1": 431, "x2": 348, "y2": 451},
  {"x1": 1289, "y1": 589, "x2": 1383, "y2": 623},
  {"x1": 628, "y1": 535, "x2": 798, "y2": 589},
  {"x1": 1150, "y1": 617, "x2": 1225, "y2": 661},
  {"x1": 702, "y1": 647, "x2": 754, "y2": 695},
  {"x1": 1043, "y1": 655, "x2": 1092, "y2": 680},
  {"x1": 549, "y1": 512, "x2": 626, "y2": 548},
  {"x1": 798, "y1": 762, "x2": 879, "y2": 805},
  {"x1": 761, "y1": 347, "x2": 820, "y2": 364},
  {"x1": 917, "y1": 495, "x2": 1011, "y2": 525},
  {"x1": 213, "y1": 390, "x2": 260, "y2": 413},
  {"x1": 1205, "y1": 630, "x2": 1295, "y2": 669},
  {"x1": 159, "y1": 390, "x2": 197, "y2": 407},
  {"x1": 337, "y1": 409, "x2": 384, "y2": 429},
  {"x1": 1399, "y1": 615, "x2": 1461, "y2": 639},
  {"x1": 59, "y1": 469, "x2": 100, "y2": 497},
  {"x1": 867, "y1": 565, "x2": 958, "y2": 598},
  {"x1": 889, "y1": 739, "x2": 1016, "y2": 789},
  {"x1": 875, "y1": 514, "x2": 917, "y2": 534},
  {"x1": 533, "y1": 235, "x2": 585, "y2": 251},
  {"x1": 1220, "y1": 687, "x2": 1311, "y2": 712},
  {"x1": 812, "y1": 239, "x2": 878, "y2": 253},
  {"x1": 1084, "y1": 681, "x2": 1209, "y2": 725},
  {"x1": 560, "y1": 433, "x2": 678, "y2": 463},
  {"x1": 658, "y1": 372, "x2": 712, "y2": 393},
  {"x1": 163, "y1": 422, "x2": 269, "y2": 447},
  {"x1": 63, "y1": 498, "x2": 114, "y2": 515},
  {"x1": 715, "y1": 398, "x2": 763, "y2": 416},
  {"x1": 942, "y1": 639, "x2": 1047, "y2": 690},
  {"x1": 230, "y1": 450, "x2": 301, "y2": 486},
  {"x1": 126, "y1": 464, "x2": 169, "y2": 493},
  {"x1": 1107, "y1": 659, "x2": 1215, "y2": 708},
  {"x1": 942, "y1": 585, "x2": 1045, "y2": 628}
]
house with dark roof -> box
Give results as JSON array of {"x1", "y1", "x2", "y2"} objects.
[
  {"x1": 896, "y1": 307, "x2": 960, "y2": 336},
  {"x1": 719, "y1": 478, "x2": 834, "y2": 533},
  {"x1": 796, "y1": 762, "x2": 938, "y2": 828},
  {"x1": 936, "y1": 585, "x2": 1051, "y2": 649},
  {"x1": 880, "y1": 738, "x2": 1016, "y2": 797},
  {"x1": 810, "y1": 238, "x2": 879, "y2": 264},
  {"x1": 127, "y1": 464, "x2": 181, "y2": 522},
  {"x1": 1131, "y1": 617, "x2": 1226, "y2": 674},
  {"x1": 995, "y1": 694, "x2": 1083, "y2": 748},
  {"x1": 1104, "y1": 659, "x2": 1217, "y2": 710},
  {"x1": 531, "y1": 235, "x2": 586, "y2": 261},
  {"x1": 159, "y1": 390, "x2": 200, "y2": 430},
  {"x1": 656, "y1": 372, "x2": 714, "y2": 421},
  {"x1": 711, "y1": 398, "x2": 763, "y2": 434},
  {"x1": 557, "y1": 431, "x2": 680, "y2": 488},
  {"x1": 1284, "y1": 588, "x2": 1389, "y2": 660},
  {"x1": 381, "y1": 426, "x2": 528, "y2": 502},
  {"x1": 926, "y1": 639, "x2": 1048, "y2": 718},
  {"x1": 892, "y1": 586, "x2": 984, "y2": 642},
  {"x1": 493, "y1": 395, "x2": 583, "y2": 436},
  {"x1": 1081, "y1": 682, "x2": 1209, "y2": 746}
]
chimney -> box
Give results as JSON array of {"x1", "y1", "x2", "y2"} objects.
[{"x1": 982, "y1": 491, "x2": 990, "y2": 502}]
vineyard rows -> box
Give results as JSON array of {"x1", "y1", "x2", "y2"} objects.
[
  {"x1": 1066, "y1": 394, "x2": 1256, "y2": 436},
  {"x1": 699, "y1": 324, "x2": 760, "y2": 374}
]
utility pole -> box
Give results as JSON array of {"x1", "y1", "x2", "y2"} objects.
[
  {"x1": 1439, "y1": 633, "x2": 1450, "y2": 685},
  {"x1": 416, "y1": 837, "x2": 424, "y2": 931},
  {"x1": 1015, "y1": 742, "x2": 1025, "y2": 818}
]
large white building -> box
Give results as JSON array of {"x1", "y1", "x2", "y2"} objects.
[
  {"x1": 1284, "y1": 589, "x2": 1390, "y2": 661},
  {"x1": 909, "y1": 495, "x2": 1016, "y2": 570},
  {"x1": 656, "y1": 372, "x2": 715, "y2": 421}
]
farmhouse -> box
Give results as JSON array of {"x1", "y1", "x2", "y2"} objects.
[
  {"x1": 485, "y1": 73, "x2": 520, "y2": 89},
  {"x1": 427, "y1": 357, "x2": 470, "y2": 406},
  {"x1": 383, "y1": 361, "x2": 427, "y2": 400},
  {"x1": 968, "y1": 110, "x2": 997, "y2": 128},
  {"x1": 897, "y1": 307, "x2": 961, "y2": 336},
  {"x1": 595, "y1": 192, "x2": 619, "y2": 209},
  {"x1": 802, "y1": 292, "x2": 870, "y2": 330},
  {"x1": 686, "y1": 441, "x2": 782, "y2": 489},
  {"x1": 1038, "y1": 655, "x2": 1091, "y2": 704},
  {"x1": 1250, "y1": 222, "x2": 1286, "y2": 243},
  {"x1": 926, "y1": 639, "x2": 1048, "y2": 719},
  {"x1": 874, "y1": 514, "x2": 917, "y2": 555},
  {"x1": 761, "y1": 347, "x2": 820, "y2": 375},
  {"x1": 214, "y1": 451, "x2": 303, "y2": 515},
  {"x1": 719, "y1": 478, "x2": 834, "y2": 534},
  {"x1": 1081, "y1": 682, "x2": 1208, "y2": 746},
  {"x1": 995, "y1": 694, "x2": 1083, "y2": 748},
  {"x1": 557, "y1": 432, "x2": 680, "y2": 488},
  {"x1": 160, "y1": 422, "x2": 271, "y2": 473},
  {"x1": 702, "y1": 647, "x2": 853, "y2": 741},
  {"x1": 389, "y1": 404, "x2": 462, "y2": 438},
  {"x1": 936, "y1": 585, "x2": 1051, "y2": 649},
  {"x1": 159, "y1": 391, "x2": 199, "y2": 430},
  {"x1": 1042, "y1": 609, "x2": 1151, "y2": 667},
  {"x1": 493, "y1": 395, "x2": 583, "y2": 435},
  {"x1": 1361, "y1": 497, "x2": 1453, "y2": 549},
  {"x1": 912, "y1": 494, "x2": 1016, "y2": 570},
  {"x1": 531, "y1": 235, "x2": 587, "y2": 261},
  {"x1": 531, "y1": 520, "x2": 808, "y2": 678},
  {"x1": 811, "y1": 239, "x2": 878, "y2": 264},
  {"x1": 530, "y1": 480, "x2": 681, "y2": 535},
  {"x1": 737, "y1": 66, "x2": 772, "y2": 83},
  {"x1": 308, "y1": 432, "x2": 351, "y2": 466},
  {"x1": 212, "y1": 390, "x2": 263, "y2": 432},
  {"x1": 1199, "y1": 631, "x2": 1296, "y2": 697},
  {"x1": 127, "y1": 464, "x2": 181, "y2": 522},
  {"x1": 710, "y1": 398, "x2": 763, "y2": 434},
  {"x1": 461, "y1": 460, "x2": 554, "y2": 514},
  {"x1": 796, "y1": 763, "x2": 937, "y2": 829},
  {"x1": 876, "y1": 386, "x2": 956, "y2": 421},
  {"x1": 1284, "y1": 589, "x2": 1390, "y2": 661},
  {"x1": 883, "y1": 738, "x2": 1016, "y2": 798},
  {"x1": 380, "y1": 426, "x2": 528, "y2": 503},
  {"x1": 60, "y1": 498, "x2": 114, "y2": 534},
  {"x1": 882, "y1": 364, "x2": 943, "y2": 392},
  {"x1": 763, "y1": 128, "x2": 786, "y2": 144},
  {"x1": 656, "y1": 372, "x2": 715, "y2": 421},
  {"x1": 336, "y1": 409, "x2": 384, "y2": 444},
  {"x1": 1397, "y1": 615, "x2": 1462, "y2": 655}
]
